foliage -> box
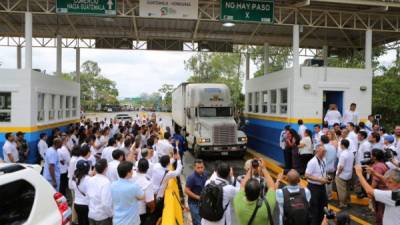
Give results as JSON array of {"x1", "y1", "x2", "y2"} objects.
[
  {"x1": 251, "y1": 46, "x2": 292, "y2": 77},
  {"x1": 184, "y1": 52, "x2": 244, "y2": 109},
  {"x1": 61, "y1": 60, "x2": 119, "y2": 111}
]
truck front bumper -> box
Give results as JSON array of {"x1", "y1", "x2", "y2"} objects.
[{"x1": 197, "y1": 144, "x2": 247, "y2": 156}]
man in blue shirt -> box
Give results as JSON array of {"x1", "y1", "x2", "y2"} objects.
[
  {"x1": 172, "y1": 128, "x2": 186, "y2": 160},
  {"x1": 43, "y1": 138, "x2": 62, "y2": 191},
  {"x1": 184, "y1": 159, "x2": 207, "y2": 225},
  {"x1": 111, "y1": 161, "x2": 144, "y2": 225}
]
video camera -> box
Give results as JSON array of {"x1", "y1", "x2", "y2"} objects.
[
  {"x1": 324, "y1": 207, "x2": 336, "y2": 225},
  {"x1": 393, "y1": 190, "x2": 400, "y2": 206},
  {"x1": 360, "y1": 152, "x2": 372, "y2": 166}
]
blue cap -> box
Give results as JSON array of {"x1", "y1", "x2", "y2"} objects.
[
  {"x1": 76, "y1": 160, "x2": 90, "y2": 171},
  {"x1": 384, "y1": 135, "x2": 395, "y2": 143}
]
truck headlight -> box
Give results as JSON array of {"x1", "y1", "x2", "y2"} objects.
[
  {"x1": 238, "y1": 137, "x2": 247, "y2": 143},
  {"x1": 198, "y1": 138, "x2": 211, "y2": 143}
]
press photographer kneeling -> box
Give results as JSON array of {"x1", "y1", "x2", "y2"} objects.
[{"x1": 354, "y1": 164, "x2": 400, "y2": 225}]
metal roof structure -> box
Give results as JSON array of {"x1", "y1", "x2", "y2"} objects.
[{"x1": 1, "y1": 0, "x2": 400, "y2": 51}]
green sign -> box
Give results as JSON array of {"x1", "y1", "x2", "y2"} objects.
[
  {"x1": 220, "y1": 0, "x2": 274, "y2": 23},
  {"x1": 56, "y1": 0, "x2": 117, "y2": 16}
]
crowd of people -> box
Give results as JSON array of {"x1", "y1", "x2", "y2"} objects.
[
  {"x1": 281, "y1": 103, "x2": 400, "y2": 225},
  {"x1": 1, "y1": 104, "x2": 400, "y2": 225}
]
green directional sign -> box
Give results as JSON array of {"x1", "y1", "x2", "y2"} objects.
[
  {"x1": 220, "y1": 0, "x2": 274, "y2": 23},
  {"x1": 56, "y1": 0, "x2": 117, "y2": 16}
]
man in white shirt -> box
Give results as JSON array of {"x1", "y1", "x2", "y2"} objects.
[
  {"x1": 305, "y1": 145, "x2": 331, "y2": 225},
  {"x1": 107, "y1": 150, "x2": 125, "y2": 182},
  {"x1": 58, "y1": 135, "x2": 71, "y2": 196},
  {"x1": 343, "y1": 103, "x2": 359, "y2": 125},
  {"x1": 132, "y1": 158, "x2": 155, "y2": 224},
  {"x1": 201, "y1": 162, "x2": 240, "y2": 225},
  {"x1": 101, "y1": 138, "x2": 118, "y2": 163},
  {"x1": 2, "y1": 133, "x2": 19, "y2": 163},
  {"x1": 356, "y1": 131, "x2": 372, "y2": 165},
  {"x1": 369, "y1": 132, "x2": 384, "y2": 150},
  {"x1": 324, "y1": 104, "x2": 342, "y2": 127},
  {"x1": 297, "y1": 119, "x2": 307, "y2": 139},
  {"x1": 347, "y1": 122, "x2": 358, "y2": 153},
  {"x1": 335, "y1": 139, "x2": 354, "y2": 208},
  {"x1": 87, "y1": 159, "x2": 113, "y2": 225},
  {"x1": 156, "y1": 132, "x2": 174, "y2": 158},
  {"x1": 151, "y1": 153, "x2": 183, "y2": 220},
  {"x1": 279, "y1": 125, "x2": 290, "y2": 150},
  {"x1": 37, "y1": 133, "x2": 48, "y2": 161},
  {"x1": 355, "y1": 165, "x2": 400, "y2": 225},
  {"x1": 365, "y1": 115, "x2": 374, "y2": 131}
]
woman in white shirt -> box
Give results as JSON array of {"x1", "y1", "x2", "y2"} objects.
[
  {"x1": 298, "y1": 129, "x2": 314, "y2": 175},
  {"x1": 70, "y1": 160, "x2": 91, "y2": 225}
]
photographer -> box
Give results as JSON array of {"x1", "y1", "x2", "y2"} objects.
[
  {"x1": 355, "y1": 165, "x2": 400, "y2": 225},
  {"x1": 233, "y1": 159, "x2": 276, "y2": 225},
  {"x1": 321, "y1": 210, "x2": 351, "y2": 225},
  {"x1": 235, "y1": 159, "x2": 264, "y2": 188}
]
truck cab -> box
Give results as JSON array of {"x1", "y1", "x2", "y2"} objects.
[{"x1": 172, "y1": 83, "x2": 247, "y2": 158}]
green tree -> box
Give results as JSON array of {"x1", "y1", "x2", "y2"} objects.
[
  {"x1": 61, "y1": 60, "x2": 119, "y2": 111},
  {"x1": 184, "y1": 52, "x2": 244, "y2": 109},
  {"x1": 251, "y1": 46, "x2": 292, "y2": 77}
]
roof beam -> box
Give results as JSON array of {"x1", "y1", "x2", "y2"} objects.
[
  {"x1": 291, "y1": 0, "x2": 310, "y2": 8},
  {"x1": 0, "y1": 14, "x2": 19, "y2": 34},
  {"x1": 311, "y1": 0, "x2": 400, "y2": 8},
  {"x1": 65, "y1": 15, "x2": 79, "y2": 38}
]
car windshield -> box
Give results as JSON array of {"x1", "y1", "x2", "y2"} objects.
[{"x1": 199, "y1": 107, "x2": 232, "y2": 117}]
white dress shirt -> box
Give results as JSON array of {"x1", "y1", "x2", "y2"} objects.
[
  {"x1": 58, "y1": 145, "x2": 71, "y2": 174},
  {"x1": 298, "y1": 125, "x2": 307, "y2": 138},
  {"x1": 68, "y1": 156, "x2": 79, "y2": 181},
  {"x1": 87, "y1": 174, "x2": 113, "y2": 221},
  {"x1": 305, "y1": 156, "x2": 326, "y2": 185},
  {"x1": 38, "y1": 139, "x2": 48, "y2": 159},
  {"x1": 343, "y1": 110, "x2": 359, "y2": 125},
  {"x1": 348, "y1": 131, "x2": 358, "y2": 153},
  {"x1": 336, "y1": 149, "x2": 354, "y2": 181},
  {"x1": 131, "y1": 173, "x2": 154, "y2": 215},
  {"x1": 2, "y1": 140, "x2": 18, "y2": 163},
  {"x1": 152, "y1": 160, "x2": 182, "y2": 198},
  {"x1": 356, "y1": 140, "x2": 372, "y2": 165},
  {"x1": 201, "y1": 175, "x2": 240, "y2": 225},
  {"x1": 324, "y1": 110, "x2": 342, "y2": 126},
  {"x1": 155, "y1": 139, "x2": 174, "y2": 158},
  {"x1": 101, "y1": 146, "x2": 116, "y2": 163},
  {"x1": 107, "y1": 160, "x2": 120, "y2": 182},
  {"x1": 69, "y1": 175, "x2": 90, "y2": 205}
]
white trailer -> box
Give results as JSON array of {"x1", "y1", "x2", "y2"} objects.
[{"x1": 172, "y1": 83, "x2": 247, "y2": 157}]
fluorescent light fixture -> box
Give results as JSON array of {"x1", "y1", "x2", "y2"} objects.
[{"x1": 222, "y1": 22, "x2": 235, "y2": 27}]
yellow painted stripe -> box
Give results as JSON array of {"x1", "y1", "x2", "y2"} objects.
[
  {"x1": 244, "y1": 113, "x2": 322, "y2": 124},
  {"x1": 245, "y1": 149, "x2": 372, "y2": 225},
  {"x1": 0, "y1": 119, "x2": 80, "y2": 133}
]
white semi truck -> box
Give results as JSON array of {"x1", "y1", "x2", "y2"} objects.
[{"x1": 172, "y1": 83, "x2": 247, "y2": 157}]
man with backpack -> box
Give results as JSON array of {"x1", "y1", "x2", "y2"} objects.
[
  {"x1": 233, "y1": 160, "x2": 276, "y2": 225},
  {"x1": 276, "y1": 169, "x2": 311, "y2": 225},
  {"x1": 200, "y1": 162, "x2": 239, "y2": 225}
]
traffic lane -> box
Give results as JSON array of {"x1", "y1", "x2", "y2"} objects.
[{"x1": 85, "y1": 111, "x2": 173, "y2": 127}]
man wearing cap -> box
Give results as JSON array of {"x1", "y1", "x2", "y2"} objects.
[{"x1": 16, "y1": 131, "x2": 29, "y2": 163}]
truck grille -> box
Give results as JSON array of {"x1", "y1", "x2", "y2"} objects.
[{"x1": 213, "y1": 124, "x2": 237, "y2": 145}]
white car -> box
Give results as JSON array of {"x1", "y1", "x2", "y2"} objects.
[
  {"x1": 0, "y1": 163, "x2": 71, "y2": 225},
  {"x1": 115, "y1": 113, "x2": 132, "y2": 122}
]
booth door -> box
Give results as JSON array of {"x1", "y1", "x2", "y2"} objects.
[{"x1": 323, "y1": 91, "x2": 344, "y2": 119}]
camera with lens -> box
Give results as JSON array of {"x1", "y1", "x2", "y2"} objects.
[
  {"x1": 251, "y1": 159, "x2": 261, "y2": 168},
  {"x1": 326, "y1": 175, "x2": 333, "y2": 182},
  {"x1": 360, "y1": 152, "x2": 372, "y2": 166},
  {"x1": 392, "y1": 190, "x2": 400, "y2": 206}
]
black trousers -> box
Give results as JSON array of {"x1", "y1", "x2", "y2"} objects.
[
  {"x1": 59, "y1": 172, "x2": 68, "y2": 197},
  {"x1": 75, "y1": 204, "x2": 89, "y2": 225},
  {"x1": 299, "y1": 154, "x2": 313, "y2": 175},
  {"x1": 308, "y1": 183, "x2": 328, "y2": 225},
  {"x1": 284, "y1": 148, "x2": 292, "y2": 169}
]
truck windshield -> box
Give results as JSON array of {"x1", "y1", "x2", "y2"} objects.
[{"x1": 199, "y1": 107, "x2": 232, "y2": 117}]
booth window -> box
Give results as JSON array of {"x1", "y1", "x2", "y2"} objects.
[
  {"x1": 0, "y1": 92, "x2": 11, "y2": 122},
  {"x1": 72, "y1": 97, "x2": 77, "y2": 117},
  {"x1": 66, "y1": 96, "x2": 71, "y2": 118},
  {"x1": 280, "y1": 88, "x2": 288, "y2": 114},
  {"x1": 254, "y1": 92, "x2": 260, "y2": 113},
  {"x1": 58, "y1": 95, "x2": 64, "y2": 119},
  {"x1": 248, "y1": 93, "x2": 253, "y2": 112},
  {"x1": 37, "y1": 93, "x2": 45, "y2": 122},
  {"x1": 270, "y1": 89, "x2": 277, "y2": 113},
  {"x1": 262, "y1": 91, "x2": 268, "y2": 113},
  {"x1": 49, "y1": 94, "x2": 55, "y2": 120}
]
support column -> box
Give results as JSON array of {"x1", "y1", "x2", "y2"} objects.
[
  {"x1": 56, "y1": 35, "x2": 62, "y2": 76},
  {"x1": 17, "y1": 45, "x2": 22, "y2": 69},
  {"x1": 264, "y1": 42, "x2": 269, "y2": 75},
  {"x1": 293, "y1": 25, "x2": 300, "y2": 77},
  {"x1": 323, "y1": 45, "x2": 328, "y2": 81},
  {"x1": 365, "y1": 29, "x2": 372, "y2": 70},
  {"x1": 245, "y1": 53, "x2": 250, "y2": 80},
  {"x1": 25, "y1": 12, "x2": 32, "y2": 71},
  {"x1": 75, "y1": 47, "x2": 80, "y2": 82}
]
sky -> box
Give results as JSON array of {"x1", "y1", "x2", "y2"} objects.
[{"x1": 0, "y1": 46, "x2": 396, "y2": 98}]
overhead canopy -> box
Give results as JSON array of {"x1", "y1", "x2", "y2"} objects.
[{"x1": 1, "y1": 0, "x2": 400, "y2": 50}]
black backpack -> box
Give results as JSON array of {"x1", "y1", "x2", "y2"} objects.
[
  {"x1": 199, "y1": 180, "x2": 229, "y2": 221},
  {"x1": 283, "y1": 188, "x2": 310, "y2": 225}
]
